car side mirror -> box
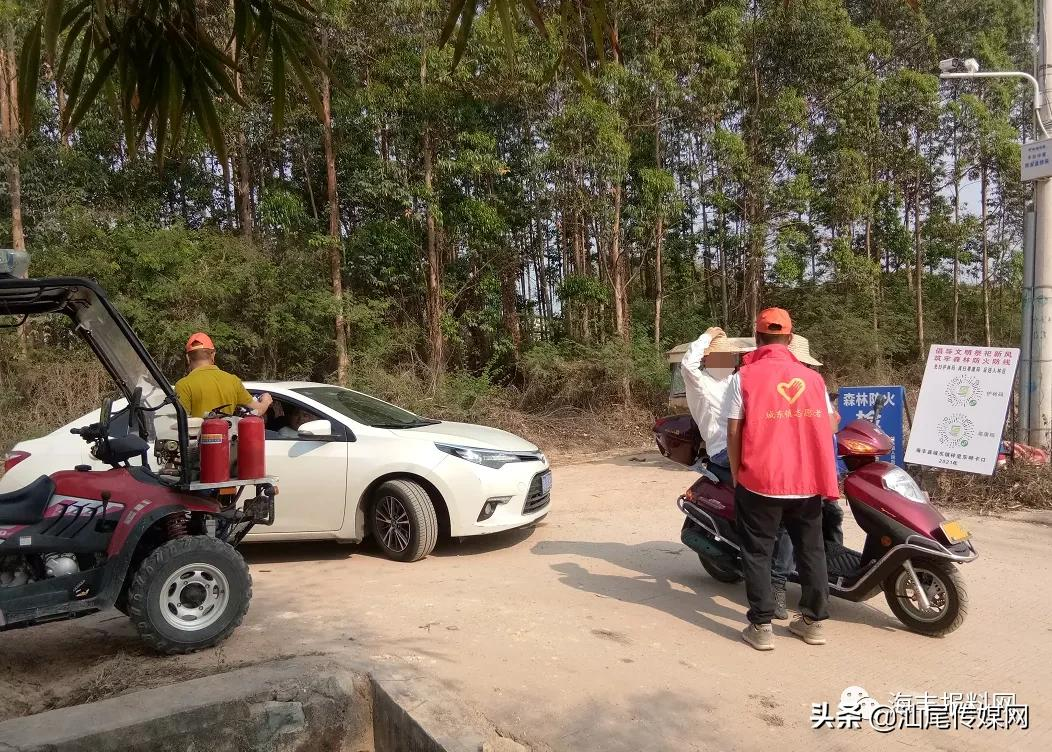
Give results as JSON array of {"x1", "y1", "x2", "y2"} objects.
[{"x1": 298, "y1": 419, "x2": 334, "y2": 439}]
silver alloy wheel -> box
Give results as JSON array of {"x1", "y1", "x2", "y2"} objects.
[
  {"x1": 892, "y1": 565, "x2": 949, "y2": 623},
  {"x1": 159, "y1": 563, "x2": 230, "y2": 632},
  {"x1": 375, "y1": 495, "x2": 412, "y2": 553}
]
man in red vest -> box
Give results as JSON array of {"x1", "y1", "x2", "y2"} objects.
[{"x1": 726, "y1": 308, "x2": 840, "y2": 651}]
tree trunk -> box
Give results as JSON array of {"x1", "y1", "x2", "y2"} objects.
[
  {"x1": 718, "y1": 178, "x2": 729, "y2": 327},
  {"x1": 0, "y1": 29, "x2": 25, "y2": 253},
  {"x1": 321, "y1": 29, "x2": 349, "y2": 383},
  {"x1": 746, "y1": 200, "x2": 764, "y2": 327},
  {"x1": 913, "y1": 133, "x2": 924, "y2": 360},
  {"x1": 609, "y1": 183, "x2": 629, "y2": 344},
  {"x1": 56, "y1": 81, "x2": 69, "y2": 148},
  {"x1": 230, "y1": 6, "x2": 253, "y2": 238},
  {"x1": 533, "y1": 215, "x2": 551, "y2": 340},
  {"x1": 653, "y1": 95, "x2": 664, "y2": 346},
  {"x1": 904, "y1": 187, "x2": 913, "y2": 296},
  {"x1": 300, "y1": 147, "x2": 319, "y2": 221},
  {"x1": 865, "y1": 215, "x2": 879, "y2": 350},
  {"x1": 981, "y1": 161, "x2": 991, "y2": 347},
  {"x1": 233, "y1": 134, "x2": 253, "y2": 235},
  {"x1": 422, "y1": 119, "x2": 444, "y2": 384},
  {"x1": 654, "y1": 212, "x2": 663, "y2": 345},
  {"x1": 574, "y1": 202, "x2": 592, "y2": 344},
  {"x1": 609, "y1": 181, "x2": 630, "y2": 404},
  {"x1": 745, "y1": 4, "x2": 762, "y2": 328},
  {"x1": 500, "y1": 246, "x2": 522, "y2": 354}
]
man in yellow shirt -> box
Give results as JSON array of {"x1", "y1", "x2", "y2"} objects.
[{"x1": 175, "y1": 332, "x2": 272, "y2": 418}]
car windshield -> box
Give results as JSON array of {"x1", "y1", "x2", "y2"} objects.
[{"x1": 293, "y1": 386, "x2": 438, "y2": 428}]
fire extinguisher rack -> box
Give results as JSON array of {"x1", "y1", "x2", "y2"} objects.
[{"x1": 184, "y1": 476, "x2": 278, "y2": 492}]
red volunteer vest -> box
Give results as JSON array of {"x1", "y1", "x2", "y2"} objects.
[{"x1": 737, "y1": 345, "x2": 840, "y2": 499}]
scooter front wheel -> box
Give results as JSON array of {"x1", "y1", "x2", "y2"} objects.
[
  {"x1": 882, "y1": 558, "x2": 968, "y2": 637},
  {"x1": 699, "y1": 555, "x2": 743, "y2": 584}
]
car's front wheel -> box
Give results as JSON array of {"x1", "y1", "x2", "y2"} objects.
[{"x1": 370, "y1": 479, "x2": 439, "y2": 562}]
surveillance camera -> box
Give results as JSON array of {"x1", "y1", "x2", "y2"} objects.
[
  {"x1": 963, "y1": 58, "x2": 980, "y2": 73},
  {"x1": 939, "y1": 58, "x2": 961, "y2": 73}
]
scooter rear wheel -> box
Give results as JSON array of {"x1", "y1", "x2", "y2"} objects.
[
  {"x1": 882, "y1": 558, "x2": 968, "y2": 637},
  {"x1": 699, "y1": 555, "x2": 743, "y2": 584}
]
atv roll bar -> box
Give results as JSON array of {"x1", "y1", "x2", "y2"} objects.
[{"x1": 0, "y1": 273, "x2": 192, "y2": 488}]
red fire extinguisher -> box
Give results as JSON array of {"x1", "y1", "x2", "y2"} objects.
[
  {"x1": 237, "y1": 413, "x2": 266, "y2": 480},
  {"x1": 199, "y1": 415, "x2": 231, "y2": 483}
]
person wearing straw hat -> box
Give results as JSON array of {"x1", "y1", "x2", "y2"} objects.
[{"x1": 680, "y1": 326, "x2": 754, "y2": 486}]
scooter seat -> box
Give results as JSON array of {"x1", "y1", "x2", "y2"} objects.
[{"x1": 0, "y1": 476, "x2": 55, "y2": 525}]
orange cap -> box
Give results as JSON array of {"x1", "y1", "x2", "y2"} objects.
[
  {"x1": 185, "y1": 332, "x2": 215, "y2": 352},
  {"x1": 756, "y1": 307, "x2": 792, "y2": 335}
]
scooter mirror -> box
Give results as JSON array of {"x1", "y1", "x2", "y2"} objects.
[
  {"x1": 99, "y1": 397, "x2": 113, "y2": 427},
  {"x1": 872, "y1": 394, "x2": 887, "y2": 423}
]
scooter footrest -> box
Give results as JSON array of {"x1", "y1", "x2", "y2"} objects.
[
  {"x1": 826, "y1": 541, "x2": 862, "y2": 579},
  {"x1": 681, "y1": 525, "x2": 736, "y2": 564}
]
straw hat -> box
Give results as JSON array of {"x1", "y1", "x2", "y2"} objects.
[
  {"x1": 707, "y1": 335, "x2": 756, "y2": 355},
  {"x1": 788, "y1": 334, "x2": 822, "y2": 366}
]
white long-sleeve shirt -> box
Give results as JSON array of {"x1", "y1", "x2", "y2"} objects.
[{"x1": 680, "y1": 332, "x2": 732, "y2": 457}]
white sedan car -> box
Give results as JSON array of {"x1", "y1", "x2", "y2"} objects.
[{"x1": 0, "y1": 382, "x2": 552, "y2": 561}]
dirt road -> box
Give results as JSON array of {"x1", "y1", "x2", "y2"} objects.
[{"x1": 3, "y1": 452, "x2": 1050, "y2": 750}]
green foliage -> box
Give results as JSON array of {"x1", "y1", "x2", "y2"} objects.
[
  {"x1": 28, "y1": 210, "x2": 337, "y2": 380},
  {"x1": 558, "y1": 274, "x2": 610, "y2": 306},
  {"x1": 0, "y1": 0, "x2": 1035, "y2": 438},
  {"x1": 519, "y1": 336, "x2": 667, "y2": 412}
]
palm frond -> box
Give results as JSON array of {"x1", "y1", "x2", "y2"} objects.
[{"x1": 21, "y1": 0, "x2": 322, "y2": 158}]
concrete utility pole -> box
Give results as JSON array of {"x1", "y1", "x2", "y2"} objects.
[
  {"x1": 1030, "y1": 0, "x2": 1052, "y2": 449},
  {"x1": 938, "y1": 0, "x2": 1052, "y2": 450}
]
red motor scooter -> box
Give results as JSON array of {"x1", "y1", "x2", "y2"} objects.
[{"x1": 654, "y1": 399, "x2": 977, "y2": 636}]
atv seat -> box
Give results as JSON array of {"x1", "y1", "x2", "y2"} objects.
[{"x1": 0, "y1": 476, "x2": 55, "y2": 525}]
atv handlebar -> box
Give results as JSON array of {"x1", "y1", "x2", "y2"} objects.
[{"x1": 71, "y1": 423, "x2": 107, "y2": 442}]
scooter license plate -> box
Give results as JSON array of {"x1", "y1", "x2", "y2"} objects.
[{"x1": 940, "y1": 520, "x2": 970, "y2": 544}]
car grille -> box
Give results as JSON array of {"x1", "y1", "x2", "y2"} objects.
[{"x1": 523, "y1": 471, "x2": 551, "y2": 514}]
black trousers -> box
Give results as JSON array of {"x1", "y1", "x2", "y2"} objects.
[
  {"x1": 771, "y1": 501, "x2": 845, "y2": 588},
  {"x1": 735, "y1": 485, "x2": 829, "y2": 625}
]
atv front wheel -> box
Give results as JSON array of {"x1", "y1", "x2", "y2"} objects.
[{"x1": 127, "y1": 535, "x2": 251, "y2": 654}]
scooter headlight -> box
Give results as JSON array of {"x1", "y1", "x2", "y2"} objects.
[{"x1": 881, "y1": 467, "x2": 927, "y2": 504}]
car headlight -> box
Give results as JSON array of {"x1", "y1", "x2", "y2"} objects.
[
  {"x1": 881, "y1": 467, "x2": 927, "y2": 504},
  {"x1": 436, "y1": 443, "x2": 523, "y2": 469}
]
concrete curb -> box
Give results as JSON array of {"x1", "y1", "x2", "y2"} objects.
[{"x1": 0, "y1": 656, "x2": 505, "y2": 752}]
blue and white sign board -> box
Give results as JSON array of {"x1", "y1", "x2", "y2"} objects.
[
  {"x1": 904, "y1": 345, "x2": 1019, "y2": 476},
  {"x1": 837, "y1": 386, "x2": 906, "y2": 468},
  {"x1": 1022, "y1": 138, "x2": 1052, "y2": 181}
]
